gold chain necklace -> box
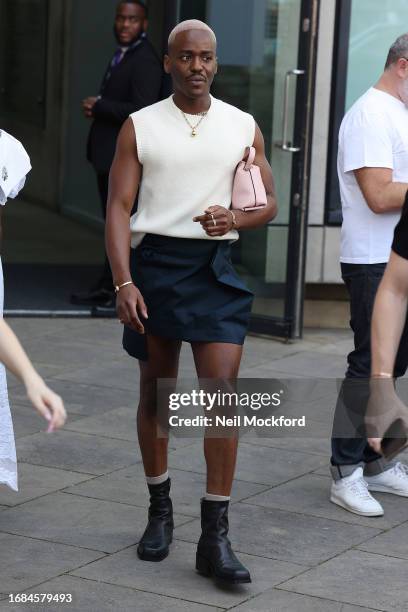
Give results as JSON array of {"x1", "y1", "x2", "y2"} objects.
[{"x1": 180, "y1": 110, "x2": 208, "y2": 137}]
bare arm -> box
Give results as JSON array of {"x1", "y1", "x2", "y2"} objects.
[
  {"x1": 0, "y1": 319, "x2": 66, "y2": 431},
  {"x1": 193, "y1": 123, "x2": 277, "y2": 235},
  {"x1": 105, "y1": 117, "x2": 148, "y2": 334},
  {"x1": 354, "y1": 167, "x2": 407, "y2": 214},
  {"x1": 233, "y1": 123, "x2": 277, "y2": 229},
  {"x1": 368, "y1": 251, "x2": 408, "y2": 453},
  {"x1": 371, "y1": 251, "x2": 408, "y2": 375}
]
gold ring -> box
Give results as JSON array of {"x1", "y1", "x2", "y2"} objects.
[{"x1": 208, "y1": 212, "x2": 216, "y2": 227}]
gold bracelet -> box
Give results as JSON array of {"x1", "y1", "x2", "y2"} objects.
[
  {"x1": 371, "y1": 372, "x2": 393, "y2": 379},
  {"x1": 114, "y1": 280, "x2": 133, "y2": 294},
  {"x1": 230, "y1": 210, "x2": 237, "y2": 229}
]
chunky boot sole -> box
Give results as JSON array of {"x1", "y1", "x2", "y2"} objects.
[
  {"x1": 137, "y1": 536, "x2": 173, "y2": 562},
  {"x1": 196, "y1": 553, "x2": 251, "y2": 584}
]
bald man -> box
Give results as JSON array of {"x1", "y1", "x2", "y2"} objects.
[{"x1": 105, "y1": 20, "x2": 277, "y2": 584}]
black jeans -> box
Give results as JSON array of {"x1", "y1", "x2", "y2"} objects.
[{"x1": 331, "y1": 263, "x2": 408, "y2": 470}]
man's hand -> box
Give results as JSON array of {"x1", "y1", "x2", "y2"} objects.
[
  {"x1": 366, "y1": 377, "x2": 408, "y2": 455},
  {"x1": 367, "y1": 438, "x2": 382, "y2": 454},
  {"x1": 116, "y1": 284, "x2": 148, "y2": 334},
  {"x1": 193, "y1": 205, "x2": 234, "y2": 237},
  {"x1": 82, "y1": 96, "x2": 99, "y2": 119}
]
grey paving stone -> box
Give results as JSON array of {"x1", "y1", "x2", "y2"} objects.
[
  {"x1": 61, "y1": 402, "x2": 192, "y2": 447},
  {"x1": 358, "y1": 522, "x2": 408, "y2": 560},
  {"x1": 16, "y1": 430, "x2": 140, "y2": 475},
  {"x1": 174, "y1": 502, "x2": 381, "y2": 566},
  {"x1": 244, "y1": 473, "x2": 408, "y2": 529},
  {"x1": 241, "y1": 434, "x2": 330, "y2": 456},
  {"x1": 39, "y1": 319, "x2": 124, "y2": 348},
  {"x1": 6, "y1": 318, "x2": 81, "y2": 343},
  {"x1": 0, "y1": 492, "x2": 192, "y2": 553},
  {"x1": 8, "y1": 363, "x2": 71, "y2": 383},
  {"x1": 239, "y1": 338, "x2": 303, "y2": 368},
  {"x1": 55, "y1": 360, "x2": 139, "y2": 391},
  {"x1": 64, "y1": 463, "x2": 268, "y2": 517},
  {"x1": 0, "y1": 533, "x2": 103, "y2": 594},
  {"x1": 313, "y1": 464, "x2": 334, "y2": 476},
  {"x1": 231, "y1": 588, "x2": 379, "y2": 611},
  {"x1": 238, "y1": 365, "x2": 309, "y2": 379},
  {"x1": 279, "y1": 549, "x2": 408, "y2": 611},
  {"x1": 0, "y1": 463, "x2": 93, "y2": 507},
  {"x1": 6, "y1": 575, "x2": 220, "y2": 612},
  {"x1": 9, "y1": 403, "x2": 83, "y2": 439},
  {"x1": 1, "y1": 323, "x2": 396, "y2": 611},
  {"x1": 18, "y1": 338, "x2": 123, "y2": 371},
  {"x1": 298, "y1": 329, "x2": 351, "y2": 347},
  {"x1": 311, "y1": 338, "x2": 353, "y2": 358},
  {"x1": 168, "y1": 441, "x2": 327, "y2": 485},
  {"x1": 71, "y1": 539, "x2": 303, "y2": 608},
  {"x1": 263, "y1": 352, "x2": 346, "y2": 378},
  {"x1": 9, "y1": 380, "x2": 140, "y2": 418},
  {"x1": 6, "y1": 403, "x2": 48, "y2": 439},
  {"x1": 64, "y1": 406, "x2": 137, "y2": 442}
]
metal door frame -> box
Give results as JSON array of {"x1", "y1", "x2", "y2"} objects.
[{"x1": 249, "y1": 0, "x2": 320, "y2": 340}]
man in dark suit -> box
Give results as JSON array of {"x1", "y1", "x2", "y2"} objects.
[{"x1": 71, "y1": 0, "x2": 164, "y2": 308}]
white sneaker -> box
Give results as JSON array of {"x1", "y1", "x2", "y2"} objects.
[
  {"x1": 330, "y1": 467, "x2": 384, "y2": 516},
  {"x1": 365, "y1": 462, "x2": 408, "y2": 497}
]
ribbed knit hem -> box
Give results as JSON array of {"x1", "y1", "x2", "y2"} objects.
[
  {"x1": 146, "y1": 471, "x2": 169, "y2": 485},
  {"x1": 205, "y1": 492, "x2": 230, "y2": 502}
]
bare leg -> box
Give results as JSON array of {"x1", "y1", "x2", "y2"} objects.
[
  {"x1": 191, "y1": 342, "x2": 243, "y2": 496},
  {"x1": 138, "y1": 335, "x2": 181, "y2": 477},
  {"x1": 192, "y1": 342, "x2": 251, "y2": 584}
]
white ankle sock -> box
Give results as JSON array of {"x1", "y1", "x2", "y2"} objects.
[
  {"x1": 205, "y1": 492, "x2": 230, "y2": 502},
  {"x1": 146, "y1": 471, "x2": 169, "y2": 485}
]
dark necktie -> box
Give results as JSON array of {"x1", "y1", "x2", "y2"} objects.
[{"x1": 111, "y1": 48, "x2": 125, "y2": 67}]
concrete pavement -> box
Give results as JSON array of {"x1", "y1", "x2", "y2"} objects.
[{"x1": 0, "y1": 319, "x2": 407, "y2": 612}]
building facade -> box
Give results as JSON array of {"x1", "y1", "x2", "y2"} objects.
[{"x1": 1, "y1": 0, "x2": 407, "y2": 335}]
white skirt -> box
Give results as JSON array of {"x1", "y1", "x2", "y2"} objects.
[{"x1": 0, "y1": 258, "x2": 18, "y2": 491}]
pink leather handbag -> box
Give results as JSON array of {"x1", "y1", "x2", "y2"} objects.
[{"x1": 231, "y1": 146, "x2": 267, "y2": 212}]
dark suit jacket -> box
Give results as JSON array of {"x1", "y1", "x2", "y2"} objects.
[{"x1": 87, "y1": 37, "x2": 165, "y2": 174}]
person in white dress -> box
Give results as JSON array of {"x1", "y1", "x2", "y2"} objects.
[{"x1": 0, "y1": 129, "x2": 66, "y2": 490}]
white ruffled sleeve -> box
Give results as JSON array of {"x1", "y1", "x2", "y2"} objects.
[{"x1": 0, "y1": 130, "x2": 31, "y2": 206}]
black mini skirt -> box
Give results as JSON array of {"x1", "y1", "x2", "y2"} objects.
[{"x1": 122, "y1": 234, "x2": 254, "y2": 361}]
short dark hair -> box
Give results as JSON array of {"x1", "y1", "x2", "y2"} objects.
[
  {"x1": 117, "y1": 1, "x2": 148, "y2": 19},
  {"x1": 385, "y1": 33, "x2": 408, "y2": 69}
]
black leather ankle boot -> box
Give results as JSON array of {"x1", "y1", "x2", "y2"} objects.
[
  {"x1": 137, "y1": 477, "x2": 174, "y2": 562},
  {"x1": 196, "y1": 498, "x2": 251, "y2": 584}
]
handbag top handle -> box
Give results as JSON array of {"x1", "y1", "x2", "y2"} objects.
[{"x1": 244, "y1": 146, "x2": 256, "y2": 171}]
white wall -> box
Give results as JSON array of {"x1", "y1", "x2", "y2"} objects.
[{"x1": 306, "y1": 0, "x2": 341, "y2": 284}]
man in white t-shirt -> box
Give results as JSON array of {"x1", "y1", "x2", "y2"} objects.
[{"x1": 331, "y1": 33, "x2": 408, "y2": 517}]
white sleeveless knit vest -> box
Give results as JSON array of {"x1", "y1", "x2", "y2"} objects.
[{"x1": 129, "y1": 95, "x2": 255, "y2": 247}]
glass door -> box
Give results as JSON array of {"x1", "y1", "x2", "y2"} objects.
[{"x1": 165, "y1": 0, "x2": 319, "y2": 338}]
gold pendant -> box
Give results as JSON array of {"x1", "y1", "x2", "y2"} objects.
[{"x1": 191, "y1": 129, "x2": 197, "y2": 137}]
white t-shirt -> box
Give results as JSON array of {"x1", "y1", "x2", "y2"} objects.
[{"x1": 338, "y1": 87, "x2": 408, "y2": 263}]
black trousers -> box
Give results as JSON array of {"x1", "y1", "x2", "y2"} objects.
[{"x1": 331, "y1": 263, "x2": 408, "y2": 468}]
